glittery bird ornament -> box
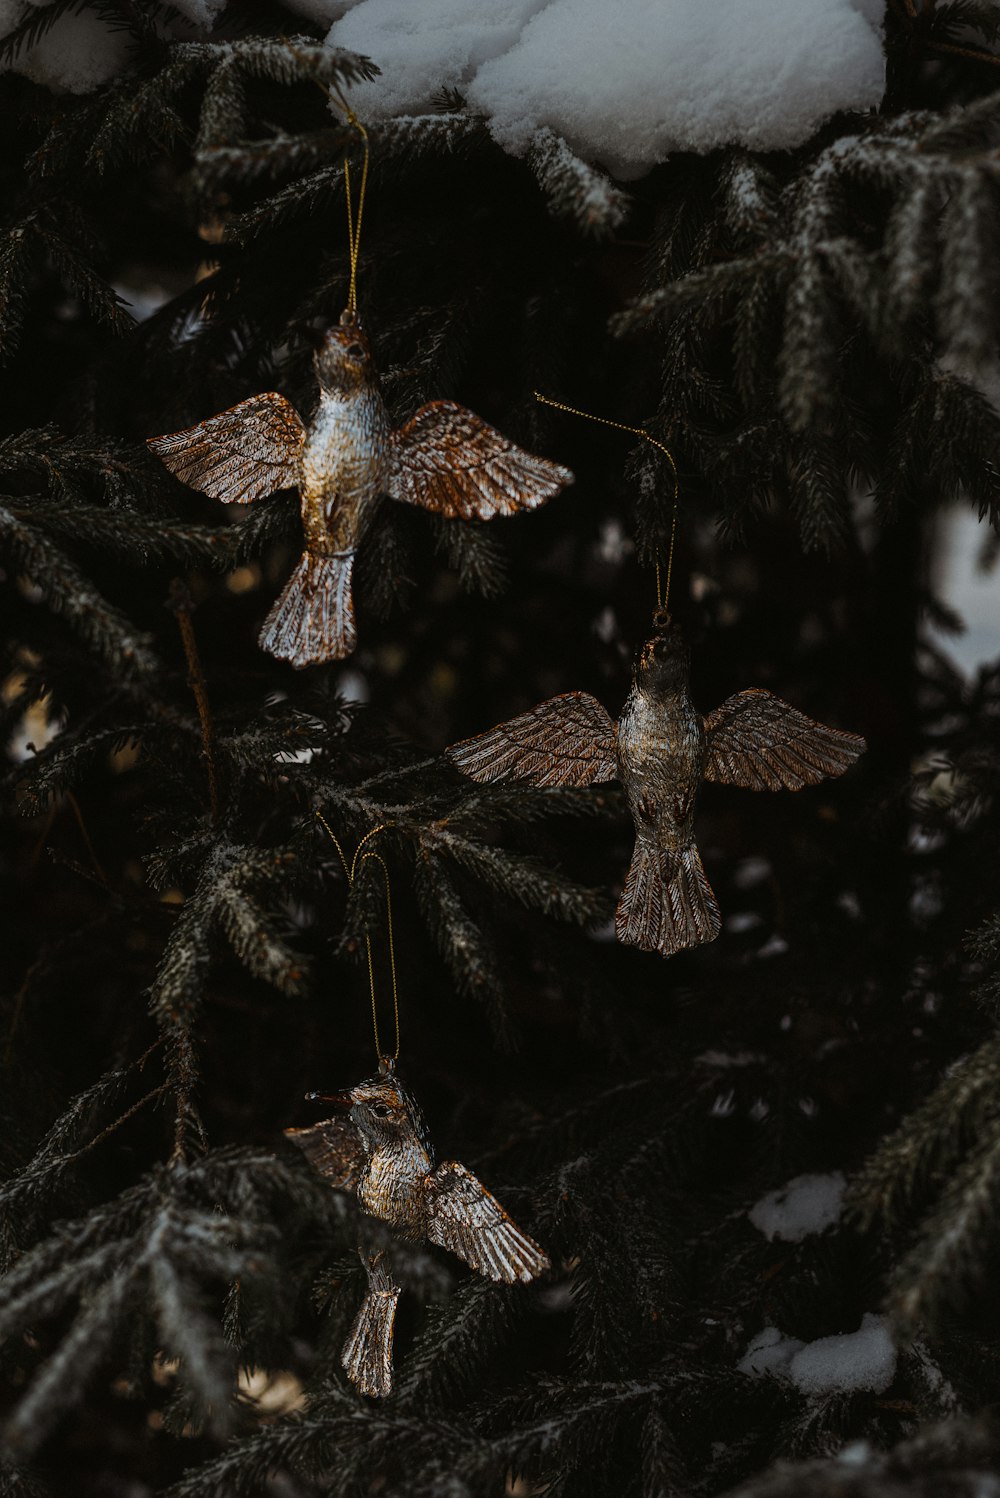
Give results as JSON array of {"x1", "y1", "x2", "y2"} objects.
[
  {"x1": 447, "y1": 608, "x2": 866, "y2": 957},
  {"x1": 285, "y1": 1059, "x2": 549, "y2": 1397},
  {"x1": 148, "y1": 312, "x2": 573, "y2": 666}
]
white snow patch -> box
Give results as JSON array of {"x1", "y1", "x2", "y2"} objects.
[
  {"x1": 737, "y1": 1326, "x2": 805, "y2": 1380},
  {"x1": 337, "y1": 667, "x2": 370, "y2": 704},
  {"x1": 789, "y1": 1314, "x2": 897, "y2": 1397},
  {"x1": 710, "y1": 1089, "x2": 736, "y2": 1118},
  {"x1": 757, "y1": 934, "x2": 790, "y2": 959},
  {"x1": 837, "y1": 1440, "x2": 874, "y2": 1467},
  {"x1": 733, "y1": 855, "x2": 771, "y2": 889},
  {"x1": 595, "y1": 518, "x2": 633, "y2": 565},
  {"x1": 592, "y1": 605, "x2": 618, "y2": 643},
  {"x1": 749, "y1": 1172, "x2": 846, "y2": 1243},
  {"x1": 170, "y1": 0, "x2": 227, "y2": 25},
  {"x1": 5, "y1": 7, "x2": 130, "y2": 92},
  {"x1": 696, "y1": 1050, "x2": 766, "y2": 1069},
  {"x1": 327, "y1": 0, "x2": 885, "y2": 175},
  {"x1": 283, "y1": 0, "x2": 359, "y2": 22},
  {"x1": 739, "y1": 1316, "x2": 897, "y2": 1397},
  {"x1": 726, "y1": 910, "x2": 763, "y2": 934}
]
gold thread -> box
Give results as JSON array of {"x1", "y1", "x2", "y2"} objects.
[
  {"x1": 332, "y1": 84, "x2": 370, "y2": 317},
  {"x1": 277, "y1": 39, "x2": 370, "y2": 316},
  {"x1": 314, "y1": 813, "x2": 399, "y2": 1062},
  {"x1": 534, "y1": 391, "x2": 680, "y2": 612},
  {"x1": 355, "y1": 851, "x2": 399, "y2": 1062}
]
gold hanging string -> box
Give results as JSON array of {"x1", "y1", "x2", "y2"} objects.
[
  {"x1": 330, "y1": 83, "x2": 370, "y2": 319},
  {"x1": 533, "y1": 392, "x2": 680, "y2": 612},
  {"x1": 278, "y1": 38, "x2": 370, "y2": 318},
  {"x1": 315, "y1": 813, "x2": 400, "y2": 1062}
]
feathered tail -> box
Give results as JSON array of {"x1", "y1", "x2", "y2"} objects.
[
  {"x1": 259, "y1": 549, "x2": 356, "y2": 666},
  {"x1": 616, "y1": 835, "x2": 721, "y2": 957},
  {"x1": 341, "y1": 1270, "x2": 400, "y2": 1399}
]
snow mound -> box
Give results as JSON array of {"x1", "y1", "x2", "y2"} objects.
[
  {"x1": 0, "y1": 0, "x2": 885, "y2": 149},
  {"x1": 749, "y1": 1171, "x2": 846, "y2": 1242},
  {"x1": 0, "y1": 4, "x2": 130, "y2": 92},
  {"x1": 790, "y1": 1314, "x2": 897, "y2": 1396},
  {"x1": 739, "y1": 1315, "x2": 897, "y2": 1397},
  {"x1": 327, "y1": 0, "x2": 886, "y2": 175},
  {"x1": 737, "y1": 1326, "x2": 805, "y2": 1380}
]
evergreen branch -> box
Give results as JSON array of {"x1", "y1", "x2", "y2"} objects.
[
  {"x1": 229, "y1": 163, "x2": 346, "y2": 241},
  {"x1": 528, "y1": 128, "x2": 629, "y2": 237},
  {"x1": 40, "y1": 228, "x2": 134, "y2": 336},
  {"x1": 169, "y1": 582, "x2": 221, "y2": 824},
  {"x1": 412, "y1": 845, "x2": 512, "y2": 1044},
  {"x1": 147, "y1": 1223, "x2": 237, "y2": 1429},
  {"x1": 9, "y1": 724, "x2": 146, "y2": 816},
  {"x1": 427, "y1": 826, "x2": 604, "y2": 925},
  {"x1": 431, "y1": 517, "x2": 506, "y2": 598},
  {"x1": 223, "y1": 38, "x2": 377, "y2": 92},
  {"x1": 849, "y1": 1032, "x2": 1000, "y2": 1231},
  {"x1": 888, "y1": 1110, "x2": 1000, "y2": 1332},
  {"x1": 195, "y1": 128, "x2": 352, "y2": 189},
  {"x1": 3, "y1": 1268, "x2": 137, "y2": 1456},
  {"x1": 0, "y1": 506, "x2": 158, "y2": 678},
  {"x1": 4, "y1": 500, "x2": 228, "y2": 565},
  {"x1": 0, "y1": 0, "x2": 91, "y2": 66}
]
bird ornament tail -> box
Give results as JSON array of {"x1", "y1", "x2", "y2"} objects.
[
  {"x1": 616, "y1": 833, "x2": 721, "y2": 957},
  {"x1": 341, "y1": 1252, "x2": 401, "y2": 1399},
  {"x1": 258, "y1": 549, "x2": 356, "y2": 666}
]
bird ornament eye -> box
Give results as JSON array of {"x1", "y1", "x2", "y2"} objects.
[
  {"x1": 370, "y1": 1101, "x2": 392, "y2": 1119},
  {"x1": 346, "y1": 342, "x2": 365, "y2": 360}
]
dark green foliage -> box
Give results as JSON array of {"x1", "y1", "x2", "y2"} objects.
[{"x1": 2, "y1": 2, "x2": 1000, "y2": 1495}]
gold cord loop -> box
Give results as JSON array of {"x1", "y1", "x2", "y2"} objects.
[
  {"x1": 278, "y1": 39, "x2": 370, "y2": 318},
  {"x1": 533, "y1": 392, "x2": 680, "y2": 612},
  {"x1": 331, "y1": 85, "x2": 370, "y2": 318},
  {"x1": 315, "y1": 813, "x2": 400, "y2": 1064}
]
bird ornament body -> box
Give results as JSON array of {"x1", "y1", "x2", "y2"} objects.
[
  {"x1": 148, "y1": 312, "x2": 573, "y2": 666},
  {"x1": 285, "y1": 1063, "x2": 548, "y2": 1397},
  {"x1": 447, "y1": 608, "x2": 866, "y2": 957}
]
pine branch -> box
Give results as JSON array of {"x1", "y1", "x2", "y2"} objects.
[
  {"x1": 0, "y1": 505, "x2": 158, "y2": 678},
  {"x1": 528, "y1": 128, "x2": 630, "y2": 237}
]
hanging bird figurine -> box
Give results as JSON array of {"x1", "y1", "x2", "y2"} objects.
[
  {"x1": 147, "y1": 311, "x2": 573, "y2": 666},
  {"x1": 447, "y1": 608, "x2": 866, "y2": 958},
  {"x1": 285, "y1": 1059, "x2": 549, "y2": 1398}
]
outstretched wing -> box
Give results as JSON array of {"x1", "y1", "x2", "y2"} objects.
[
  {"x1": 703, "y1": 689, "x2": 865, "y2": 791},
  {"x1": 148, "y1": 391, "x2": 305, "y2": 504},
  {"x1": 447, "y1": 692, "x2": 617, "y2": 789},
  {"x1": 426, "y1": 1161, "x2": 549, "y2": 1284},
  {"x1": 388, "y1": 401, "x2": 572, "y2": 520},
  {"x1": 284, "y1": 1117, "x2": 364, "y2": 1193}
]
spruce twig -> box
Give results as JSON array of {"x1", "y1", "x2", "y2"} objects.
[{"x1": 167, "y1": 580, "x2": 221, "y2": 825}]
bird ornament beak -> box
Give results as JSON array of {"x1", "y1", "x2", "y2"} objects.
[{"x1": 305, "y1": 1089, "x2": 354, "y2": 1110}]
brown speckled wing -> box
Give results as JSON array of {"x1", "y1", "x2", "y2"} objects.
[
  {"x1": 388, "y1": 401, "x2": 573, "y2": 519},
  {"x1": 426, "y1": 1161, "x2": 549, "y2": 1284},
  {"x1": 447, "y1": 692, "x2": 617, "y2": 789},
  {"x1": 703, "y1": 689, "x2": 866, "y2": 792},
  {"x1": 148, "y1": 391, "x2": 305, "y2": 503},
  {"x1": 284, "y1": 1116, "x2": 364, "y2": 1193}
]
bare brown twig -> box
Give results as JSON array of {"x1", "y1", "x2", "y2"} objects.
[{"x1": 168, "y1": 580, "x2": 220, "y2": 824}]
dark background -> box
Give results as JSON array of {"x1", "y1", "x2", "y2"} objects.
[{"x1": 2, "y1": 4, "x2": 1000, "y2": 1495}]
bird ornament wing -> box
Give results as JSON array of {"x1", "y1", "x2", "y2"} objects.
[
  {"x1": 703, "y1": 688, "x2": 865, "y2": 792},
  {"x1": 387, "y1": 401, "x2": 573, "y2": 520},
  {"x1": 425, "y1": 1160, "x2": 549, "y2": 1284},
  {"x1": 447, "y1": 692, "x2": 617, "y2": 789},
  {"x1": 148, "y1": 391, "x2": 306, "y2": 504},
  {"x1": 284, "y1": 1115, "x2": 365, "y2": 1193}
]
